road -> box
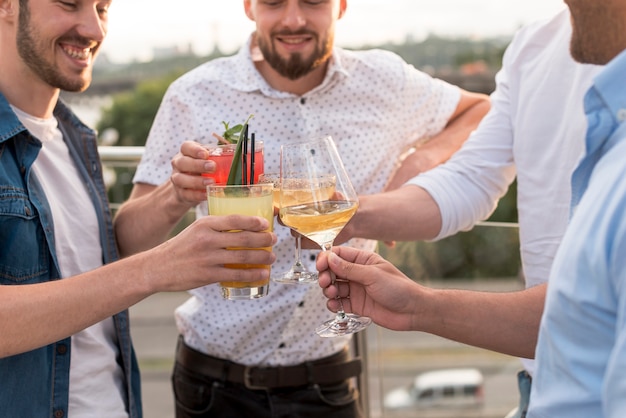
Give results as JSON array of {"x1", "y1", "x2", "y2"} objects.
[{"x1": 130, "y1": 278, "x2": 524, "y2": 418}]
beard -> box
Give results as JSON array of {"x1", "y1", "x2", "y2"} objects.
[
  {"x1": 256, "y1": 29, "x2": 334, "y2": 80},
  {"x1": 17, "y1": 2, "x2": 93, "y2": 92},
  {"x1": 569, "y1": 18, "x2": 604, "y2": 64},
  {"x1": 568, "y1": 5, "x2": 625, "y2": 66}
]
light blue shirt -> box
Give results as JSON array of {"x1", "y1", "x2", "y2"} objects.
[{"x1": 528, "y1": 48, "x2": 626, "y2": 417}]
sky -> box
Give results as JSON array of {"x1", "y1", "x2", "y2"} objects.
[{"x1": 102, "y1": 0, "x2": 567, "y2": 64}]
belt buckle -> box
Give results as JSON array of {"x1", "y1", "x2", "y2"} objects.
[{"x1": 243, "y1": 366, "x2": 267, "y2": 390}]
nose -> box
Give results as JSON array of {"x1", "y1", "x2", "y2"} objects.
[
  {"x1": 280, "y1": 1, "x2": 307, "y2": 30},
  {"x1": 77, "y1": 4, "x2": 107, "y2": 43}
]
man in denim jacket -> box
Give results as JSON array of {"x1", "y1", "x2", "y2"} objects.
[{"x1": 0, "y1": 0, "x2": 276, "y2": 416}]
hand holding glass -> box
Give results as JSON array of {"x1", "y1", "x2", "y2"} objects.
[
  {"x1": 207, "y1": 183, "x2": 274, "y2": 300},
  {"x1": 279, "y1": 136, "x2": 372, "y2": 336}
]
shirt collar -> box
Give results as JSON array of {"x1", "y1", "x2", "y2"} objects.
[
  {"x1": 0, "y1": 93, "x2": 27, "y2": 144},
  {"x1": 232, "y1": 33, "x2": 350, "y2": 98},
  {"x1": 590, "y1": 48, "x2": 626, "y2": 124},
  {"x1": 0, "y1": 92, "x2": 85, "y2": 145}
]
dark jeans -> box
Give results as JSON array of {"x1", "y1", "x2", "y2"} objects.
[
  {"x1": 511, "y1": 370, "x2": 532, "y2": 418},
  {"x1": 172, "y1": 361, "x2": 363, "y2": 418}
]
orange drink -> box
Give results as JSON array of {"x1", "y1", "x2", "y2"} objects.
[{"x1": 207, "y1": 183, "x2": 274, "y2": 300}]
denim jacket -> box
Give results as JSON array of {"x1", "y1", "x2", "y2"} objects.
[{"x1": 0, "y1": 93, "x2": 142, "y2": 417}]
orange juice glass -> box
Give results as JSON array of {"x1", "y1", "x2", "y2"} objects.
[{"x1": 207, "y1": 183, "x2": 274, "y2": 300}]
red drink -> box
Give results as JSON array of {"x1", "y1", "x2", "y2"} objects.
[{"x1": 202, "y1": 141, "x2": 264, "y2": 184}]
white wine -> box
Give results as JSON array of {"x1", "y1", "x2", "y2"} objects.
[
  {"x1": 279, "y1": 200, "x2": 358, "y2": 248},
  {"x1": 279, "y1": 182, "x2": 336, "y2": 207}
]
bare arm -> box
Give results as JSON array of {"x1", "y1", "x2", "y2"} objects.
[
  {"x1": 318, "y1": 247, "x2": 544, "y2": 359},
  {"x1": 385, "y1": 90, "x2": 490, "y2": 190},
  {"x1": 329, "y1": 91, "x2": 489, "y2": 248},
  {"x1": 335, "y1": 184, "x2": 442, "y2": 245},
  {"x1": 418, "y1": 283, "x2": 544, "y2": 359},
  {"x1": 114, "y1": 141, "x2": 214, "y2": 257},
  {"x1": 0, "y1": 215, "x2": 276, "y2": 358}
]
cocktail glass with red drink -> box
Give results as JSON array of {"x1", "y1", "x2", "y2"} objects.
[{"x1": 202, "y1": 141, "x2": 264, "y2": 185}]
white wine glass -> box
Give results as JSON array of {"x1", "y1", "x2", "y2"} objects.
[
  {"x1": 259, "y1": 173, "x2": 327, "y2": 284},
  {"x1": 279, "y1": 136, "x2": 372, "y2": 337}
]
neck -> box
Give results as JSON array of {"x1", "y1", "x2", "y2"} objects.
[{"x1": 0, "y1": 61, "x2": 60, "y2": 119}]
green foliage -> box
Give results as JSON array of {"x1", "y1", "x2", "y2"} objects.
[
  {"x1": 365, "y1": 34, "x2": 508, "y2": 72},
  {"x1": 379, "y1": 224, "x2": 521, "y2": 282},
  {"x1": 96, "y1": 70, "x2": 184, "y2": 146},
  {"x1": 219, "y1": 118, "x2": 250, "y2": 144},
  {"x1": 226, "y1": 115, "x2": 254, "y2": 186}
]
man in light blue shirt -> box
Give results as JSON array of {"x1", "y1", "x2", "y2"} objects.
[{"x1": 528, "y1": 1, "x2": 626, "y2": 417}]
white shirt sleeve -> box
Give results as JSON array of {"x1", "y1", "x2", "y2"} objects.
[{"x1": 405, "y1": 44, "x2": 518, "y2": 240}]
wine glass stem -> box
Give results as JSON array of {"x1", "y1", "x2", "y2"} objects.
[
  {"x1": 294, "y1": 235, "x2": 304, "y2": 267},
  {"x1": 323, "y1": 243, "x2": 348, "y2": 324}
]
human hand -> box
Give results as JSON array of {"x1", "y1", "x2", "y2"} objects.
[
  {"x1": 169, "y1": 141, "x2": 216, "y2": 206},
  {"x1": 145, "y1": 214, "x2": 277, "y2": 292},
  {"x1": 317, "y1": 246, "x2": 420, "y2": 331}
]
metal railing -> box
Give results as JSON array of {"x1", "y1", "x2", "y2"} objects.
[{"x1": 99, "y1": 145, "x2": 145, "y2": 165}]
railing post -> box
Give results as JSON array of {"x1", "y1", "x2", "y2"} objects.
[{"x1": 352, "y1": 329, "x2": 370, "y2": 418}]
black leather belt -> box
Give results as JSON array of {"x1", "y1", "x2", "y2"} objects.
[{"x1": 175, "y1": 337, "x2": 362, "y2": 390}]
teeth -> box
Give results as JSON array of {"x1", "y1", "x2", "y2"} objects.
[
  {"x1": 63, "y1": 46, "x2": 91, "y2": 60},
  {"x1": 282, "y1": 38, "x2": 306, "y2": 44}
]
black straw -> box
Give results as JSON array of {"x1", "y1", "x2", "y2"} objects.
[
  {"x1": 250, "y1": 133, "x2": 256, "y2": 185},
  {"x1": 242, "y1": 125, "x2": 248, "y2": 185}
]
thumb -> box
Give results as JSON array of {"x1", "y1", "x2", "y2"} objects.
[{"x1": 328, "y1": 251, "x2": 363, "y2": 283}]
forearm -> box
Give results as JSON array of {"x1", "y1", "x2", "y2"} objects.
[
  {"x1": 2, "y1": 203, "x2": 275, "y2": 358},
  {"x1": 342, "y1": 185, "x2": 442, "y2": 243},
  {"x1": 419, "y1": 92, "x2": 491, "y2": 168},
  {"x1": 114, "y1": 182, "x2": 193, "y2": 257},
  {"x1": 416, "y1": 284, "x2": 546, "y2": 359},
  {"x1": 0, "y1": 254, "x2": 153, "y2": 357},
  {"x1": 387, "y1": 91, "x2": 491, "y2": 190}
]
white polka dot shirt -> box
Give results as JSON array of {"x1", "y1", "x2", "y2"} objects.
[{"x1": 133, "y1": 36, "x2": 460, "y2": 367}]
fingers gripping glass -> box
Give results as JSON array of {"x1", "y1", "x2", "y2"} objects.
[{"x1": 279, "y1": 136, "x2": 372, "y2": 337}]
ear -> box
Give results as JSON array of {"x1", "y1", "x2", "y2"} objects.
[
  {"x1": 338, "y1": 0, "x2": 347, "y2": 19},
  {"x1": 243, "y1": 0, "x2": 255, "y2": 21},
  {"x1": 0, "y1": 0, "x2": 17, "y2": 20}
]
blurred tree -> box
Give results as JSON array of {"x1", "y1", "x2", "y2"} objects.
[{"x1": 97, "y1": 71, "x2": 184, "y2": 146}]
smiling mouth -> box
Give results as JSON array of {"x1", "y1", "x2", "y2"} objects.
[
  {"x1": 277, "y1": 36, "x2": 311, "y2": 45},
  {"x1": 61, "y1": 43, "x2": 94, "y2": 60}
]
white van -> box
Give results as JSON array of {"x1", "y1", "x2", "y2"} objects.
[{"x1": 384, "y1": 368, "x2": 485, "y2": 409}]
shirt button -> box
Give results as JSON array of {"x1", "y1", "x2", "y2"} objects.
[
  {"x1": 56, "y1": 344, "x2": 68, "y2": 355},
  {"x1": 309, "y1": 254, "x2": 316, "y2": 261},
  {"x1": 54, "y1": 410, "x2": 65, "y2": 418},
  {"x1": 617, "y1": 109, "x2": 626, "y2": 122},
  {"x1": 24, "y1": 206, "x2": 31, "y2": 216}
]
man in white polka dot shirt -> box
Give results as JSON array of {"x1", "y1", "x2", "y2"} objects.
[{"x1": 114, "y1": 1, "x2": 489, "y2": 416}]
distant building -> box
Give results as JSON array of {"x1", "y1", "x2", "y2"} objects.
[{"x1": 152, "y1": 43, "x2": 195, "y2": 60}]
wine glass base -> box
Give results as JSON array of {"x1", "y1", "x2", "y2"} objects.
[
  {"x1": 315, "y1": 313, "x2": 372, "y2": 337},
  {"x1": 273, "y1": 270, "x2": 318, "y2": 284}
]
